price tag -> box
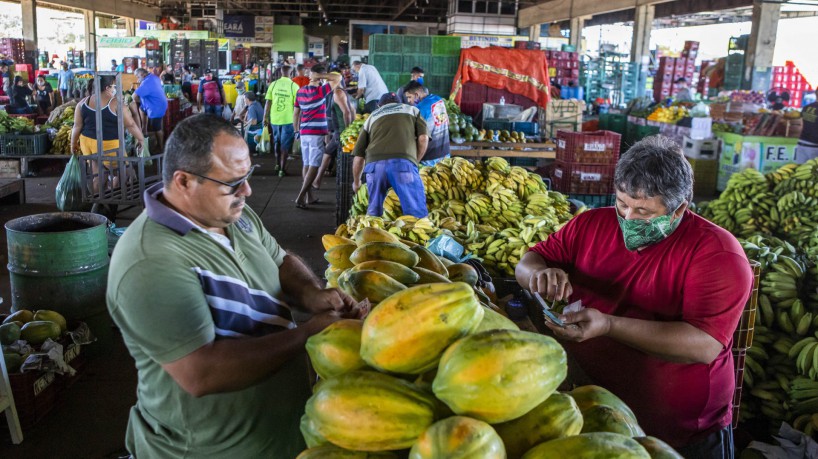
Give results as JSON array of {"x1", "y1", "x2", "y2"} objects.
[
  {"x1": 584, "y1": 142, "x2": 606, "y2": 152},
  {"x1": 34, "y1": 372, "x2": 55, "y2": 396},
  {"x1": 554, "y1": 169, "x2": 563, "y2": 178},
  {"x1": 580, "y1": 172, "x2": 602, "y2": 182},
  {"x1": 64, "y1": 344, "x2": 80, "y2": 364},
  {"x1": 558, "y1": 140, "x2": 566, "y2": 149}
]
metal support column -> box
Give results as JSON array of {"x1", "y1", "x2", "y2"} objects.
[
  {"x1": 125, "y1": 18, "x2": 136, "y2": 36},
  {"x1": 84, "y1": 10, "x2": 96, "y2": 70},
  {"x1": 569, "y1": 17, "x2": 585, "y2": 53},
  {"x1": 744, "y1": 0, "x2": 780, "y2": 91},
  {"x1": 20, "y1": 0, "x2": 37, "y2": 66},
  {"x1": 528, "y1": 24, "x2": 541, "y2": 41},
  {"x1": 630, "y1": 5, "x2": 654, "y2": 65}
]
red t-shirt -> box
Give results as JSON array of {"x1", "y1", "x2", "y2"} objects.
[
  {"x1": 531, "y1": 208, "x2": 753, "y2": 448},
  {"x1": 292, "y1": 76, "x2": 310, "y2": 88}
]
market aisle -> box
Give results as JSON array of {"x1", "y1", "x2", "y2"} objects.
[{"x1": 0, "y1": 155, "x2": 342, "y2": 457}]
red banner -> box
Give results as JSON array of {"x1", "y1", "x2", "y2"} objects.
[{"x1": 451, "y1": 47, "x2": 551, "y2": 108}]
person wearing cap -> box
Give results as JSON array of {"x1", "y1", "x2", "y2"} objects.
[
  {"x1": 396, "y1": 67, "x2": 425, "y2": 104},
  {"x1": 198, "y1": 69, "x2": 226, "y2": 117},
  {"x1": 293, "y1": 65, "x2": 342, "y2": 208},
  {"x1": 403, "y1": 81, "x2": 451, "y2": 167},
  {"x1": 351, "y1": 61, "x2": 388, "y2": 114},
  {"x1": 352, "y1": 92, "x2": 429, "y2": 218}
]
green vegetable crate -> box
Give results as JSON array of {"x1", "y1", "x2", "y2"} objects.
[{"x1": 0, "y1": 132, "x2": 50, "y2": 156}]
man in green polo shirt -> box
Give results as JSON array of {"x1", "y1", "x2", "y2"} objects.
[
  {"x1": 264, "y1": 65, "x2": 300, "y2": 176},
  {"x1": 107, "y1": 114, "x2": 358, "y2": 458}
]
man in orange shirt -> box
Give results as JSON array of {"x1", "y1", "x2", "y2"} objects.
[{"x1": 292, "y1": 65, "x2": 310, "y2": 88}]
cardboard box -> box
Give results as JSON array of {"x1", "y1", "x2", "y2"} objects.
[
  {"x1": 0, "y1": 159, "x2": 21, "y2": 178},
  {"x1": 683, "y1": 136, "x2": 721, "y2": 160}
]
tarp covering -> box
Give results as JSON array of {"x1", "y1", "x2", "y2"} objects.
[{"x1": 451, "y1": 47, "x2": 551, "y2": 108}]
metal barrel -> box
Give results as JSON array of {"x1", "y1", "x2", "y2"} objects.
[{"x1": 6, "y1": 212, "x2": 110, "y2": 351}]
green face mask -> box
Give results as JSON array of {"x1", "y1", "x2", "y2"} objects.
[{"x1": 617, "y1": 207, "x2": 684, "y2": 251}]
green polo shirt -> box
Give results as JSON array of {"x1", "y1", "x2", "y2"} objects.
[
  {"x1": 265, "y1": 77, "x2": 300, "y2": 126},
  {"x1": 107, "y1": 183, "x2": 310, "y2": 458}
]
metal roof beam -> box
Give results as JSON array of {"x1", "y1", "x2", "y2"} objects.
[
  {"x1": 393, "y1": 0, "x2": 415, "y2": 20},
  {"x1": 518, "y1": 0, "x2": 675, "y2": 27}
]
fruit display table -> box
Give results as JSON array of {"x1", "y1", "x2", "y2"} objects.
[{"x1": 451, "y1": 141, "x2": 556, "y2": 159}]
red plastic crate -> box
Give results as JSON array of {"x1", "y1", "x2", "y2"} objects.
[
  {"x1": 551, "y1": 161, "x2": 615, "y2": 195},
  {"x1": 556, "y1": 130, "x2": 621, "y2": 165}
]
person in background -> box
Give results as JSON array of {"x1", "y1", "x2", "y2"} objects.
[
  {"x1": 674, "y1": 78, "x2": 694, "y2": 102},
  {"x1": 198, "y1": 69, "x2": 226, "y2": 117},
  {"x1": 293, "y1": 66, "x2": 341, "y2": 209},
  {"x1": 396, "y1": 67, "x2": 425, "y2": 104},
  {"x1": 70, "y1": 74, "x2": 145, "y2": 197},
  {"x1": 133, "y1": 68, "x2": 169, "y2": 152},
  {"x1": 351, "y1": 61, "x2": 388, "y2": 114},
  {"x1": 241, "y1": 92, "x2": 265, "y2": 153},
  {"x1": 8, "y1": 76, "x2": 34, "y2": 114},
  {"x1": 515, "y1": 136, "x2": 752, "y2": 457},
  {"x1": 292, "y1": 64, "x2": 310, "y2": 88},
  {"x1": 351, "y1": 92, "x2": 429, "y2": 218},
  {"x1": 313, "y1": 73, "x2": 356, "y2": 191},
  {"x1": 403, "y1": 81, "x2": 450, "y2": 167},
  {"x1": 35, "y1": 75, "x2": 55, "y2": 115},
  {"x1": 231, "y1": 81, "x2": 249, "y2": 127},
  {"x1": 107, "y1": 114, "x2": 359, "y2": 458},
  {"x1": 264, "y1": 65, "x2": 300, "y2": 176},
  {"x1": 111, "y1": 59, "x2": 118, "y2": 72},
  {"x1": 58, "y1": 62, "x2": 73, "y2": 103},
  {"x1": 161, "y1": 64, "x2": 175, "y2": 84},
  {"x1": 181, "y1": 66, "x2": 194, "y2": 102},
  {"x1": 795, "y1": 100, "x2": 818, "y2": 163}
]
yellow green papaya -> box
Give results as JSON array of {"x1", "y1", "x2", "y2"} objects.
[
  {"x1": 20, "y1": 320, "x2": 61, "y2": 345},
  {"x1": 296, "y1": 444, "x2": 398, "y2": 458},
  {"x1": 521, "y1": 432, "x2": 651, "y2": 459},
  {"x1": 493, "y1": 392, "x2": 583, "y2": 458},
  {"x1": 354, "y1": 227, "x2": 401, "y2": 246},
  {"x1": 570, "y1": 385, "x2": 638, "y2": 425},
  {"x1": 0, "y1": 322, "x2": 21, "y2": 345},
  {"x1": 634, "y1": 437, "x2": 684, "y2": 459},
  {"x1": 409, "y1": 416, "x2": 505, "y2": 459},
  {"x1": 350, "y1": 242, "x2": 419, "y2": 267},
  {"x1": 411, "y1": 267, "x2": 451, "y2": 284},
  {"x1": 447, "y1": 263, "x2": 480, "y2": 286},
  {"x1": 325, "y1": 243, "x2": 358, "y2": 269},
  {"x1": 473, "y1": 306, "x2": 519, "y2": 334},
  {"x1": 349, "y1": 260, "x2": 420, "y2": 285},
  {"x1": 411, "y1": 245, "x2": 448, "y2": 276},
  {"x1": 300, "y1": 413, "x2": 329, "y2": 448},
  {"x1": 581, "y1": 405, "x2": 645, "y2": 437},
  {"x1": 341, "y1": 270, "x2": 407, "y2": 303},
  {"x1": 3, "y1": 310, "x2": 34, "y2": 325},
  {"x1": 322, "y1": 234, "x2": 355, "y2": 251},
  {"x1": 305, "y1": 319, "x2": 367, "y2": 380},
  {"x1": 33, "y1": 310, "x2": 67, "y2": 333}
]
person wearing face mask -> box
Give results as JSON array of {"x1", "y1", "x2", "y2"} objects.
[
  {"x1": 515, "y1": 136, "x2": 753, "y2": 458},
  {"x1": 133, "y1": 67, "x2": 169, "y2": 152},
  {"x1": 403, "y1": 81, "x2": 450, "y2": 167},
  {"x1": 396, "y1": 67, "x2": 425, "y2": 104},
  {"x1": 198, "y1": 69, "x2": 226, "y2": 117}
]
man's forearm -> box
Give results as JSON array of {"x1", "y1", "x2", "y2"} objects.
[
  {"x1": 417, "y1": 135, "x2": 429, "y2": 161},
  {"x1": 515, "y1": 250, "x2": 549, "y2": 288},
  {"x1": 606, "y1": 316, "x2": 723, "y2": 364},
  {"x1": 356, "y1": 89, "x2": 365, "y2": 99},
  {"x1": 352, "y1": 156, "x2": 365, "y2": 184},
  {"x1": 279, "y1": 254, "x2": 324, "y2": 311}
]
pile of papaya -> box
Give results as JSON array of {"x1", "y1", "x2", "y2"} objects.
[{"x1": 1, "y1": 309, "x2": 68, "y2": 373}]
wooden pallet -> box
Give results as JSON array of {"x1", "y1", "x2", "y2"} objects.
[{"x1": 0, "y1": 178, "x2": 25, "y2": 203}]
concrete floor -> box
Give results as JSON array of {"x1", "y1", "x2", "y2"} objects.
[{"x1": 0, "y1": 154, "x2": 338, "y2": 458}]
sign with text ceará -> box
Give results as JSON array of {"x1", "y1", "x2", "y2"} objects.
[{"x1": 224, "y1": 15, "x2": 254, "y2": 38}]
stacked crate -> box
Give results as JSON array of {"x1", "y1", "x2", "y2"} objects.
[
  {"x1": 653, "y1": 41, "x2": 698, "y2": 102},
  {"x1": 546, "y1": 50, "x2": 579, "y2": 87},
  {"x1": 369, "y1": 35, "x2": 460, "y2": 98},
  {"x1": 336, "y1": 152, "x2": 354, "y2": 227},
  {"x1": 550, "y1": 131, "x2": 621, "y2": 197},
  {"x1": 144, "y1": 38, "x2": 162, "y2": 69},
  {"x1": 0, "y1": 38, "x2": 25, "y2": 63},
  {"x1": 698, "y1": 60, "x2": 715, "y2": 96},
  {"x1": 771, "y1": 61, "x2": 813, "y2": 108}
]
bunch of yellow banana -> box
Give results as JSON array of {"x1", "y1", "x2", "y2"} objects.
[
  {"x1": 767, "y1": 163, "x2": 799, "y2": 187},
  {"x1": 485, "y1": 157, "x2": 511, "y2": 174},
  {"x1": 444, "y1": 157, "x2": 484, "y2": 190},
  {"x1": 700, "y1": 169, "x2": 778, "y2": 237},
  {"x1": 773, "y1": 159, "x2": 818, "y2": 200},
  {"x1": 50, "y1": 125, "x2": 73, "y2": 154},
  {"x1": 384, "y1": 215, "x2": 440, "y2": 244},
  {"x1": 464, "y1": 192, "x2": 492, "y2": 222},
  {"x1": 382, "y1": 189, "x2": 402, "y2": 221}
]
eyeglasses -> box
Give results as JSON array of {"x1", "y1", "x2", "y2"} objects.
[{"x1": 186, "y1": 165, "x2": 259, "y2": 194}]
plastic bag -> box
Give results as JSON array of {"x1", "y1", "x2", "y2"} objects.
[
  {"x1": 257, "y1": 126, "x2": 270, "y2": 154},
  {"x1": 55, "y1": 154, "x2": 84, "y2": 211},
  {"x1": 223, "y1": 105, "x2": 232, "y2": 120},
  {"x1": 292, "y1": 135, "x2": 302, "y2": 157},
  {"x1": 690, "y1": 102, "x2": 711, "y2": 117},
  {"x1": 139, "y1": 140, "x2": 153, "y2": 166},
  {"x1": 427, "y1": 235, "x2": 474, "y2": 263}
]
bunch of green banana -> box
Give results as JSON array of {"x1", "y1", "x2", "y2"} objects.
[
  {"x1": 788, "y1": 377, "x2": 818, "y2": 435},
  {"x1": 774, "y1": 159, "x2": 818, "y2": 200},
  {"x1": 777, "y1": 190, "x2": 818, "y2": 240},
  {"x1": 767, "y1": 163, "x2": 799, "y2": 187}
]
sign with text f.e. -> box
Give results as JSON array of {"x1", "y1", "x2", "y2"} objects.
[{"x1": 223, "y1": 15, "x2": 254, "y2": 38}]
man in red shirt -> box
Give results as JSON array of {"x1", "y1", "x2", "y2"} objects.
[
  {"x1": 197, "y1": 69, "x2": 226, "y2": 116},
  {"x1": 516, "y1": 136, "x2": 753, "y2": 457}
]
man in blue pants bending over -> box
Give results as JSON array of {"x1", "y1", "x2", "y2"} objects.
[{"x1": 351, "y1": 92, "x2": 429, "y2": 218}]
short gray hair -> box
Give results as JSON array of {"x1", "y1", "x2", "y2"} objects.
[
  {"x1": 162, "y1": 114, "x2": 243, "y2": 187},
  {"x1": 134, "y1": 68, "x2": 148, "y2": 77},
  {"x1": 614, "y1": 136, "x2": 693, "y2": 212}
]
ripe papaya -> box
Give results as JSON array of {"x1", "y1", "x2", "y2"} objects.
[
  {"x1": 439, "y1": 257, "x2": 454, "y2": 267},
  {"x1": 325, "y1": 243, "x2": 358, "y2": 269},
  {"x1": 3, "y1": 352, "x2": 24, "y2": 373},
  {"x1": 3, "y1": 309, "x2": 34, "y2": 325},
  {"x1": 350, "y1": 260, "x2": 420, "y2": 285},
  {"x1": 493, "y1": 393, "x2": 583, "y2": 458},
  {"x1": 411, "y1": 245, "x2": 448, "y2": 276},
  {"x1": 20, "y1": 320, "x2": 61, "y2": 345},
  {"x1": 473, "y1": 306, "x2": 519, "y2": 334},
  {"x1": 300, "y1": 413, "x2": 329, "y2": 448},
  {"x1": 341, "y1": 270, "x2": 407, "y2": 303},
  {"x1": 354, "y1": 227, "x2": 401, "y2": 246},
  {"x1": 325, "y1": 266, "x2": 344, "y2": 288},
  {"x1": 361, "y1": 282, "x2": 483, "y2": 375},
  {"x1": 447, "y1": 263, "x2": 479, "y2": 286},
  {"x1": 521, "y1": 432, "x2": 651, "y2": 459},
  {"x1": 305, "y1": 319, "x2": 367, "y2": 380},
  {"x1": 296, "y1": 445, "x2": 398, "y2": 458},
  {"x1": 350, "y1": 242, "x2": 419, "y2": 267},
  {"x1": 570, "y1": 385, "x2": 638, "y2": 425},
  {"x1": 306, "y1": 371, "x2": 436, "y2": 451},
  {"x1": 399, "y1": 238, "x2": 419, "y2": 248},
  {"x1": 33, "y1": 310, "x2": 67, "y2": 333},
  {"x1": 581, "y1": 405, "x2": 645, "y2": 437},
  {"x1": 409, "y1": 416, "x2": 505, "y2": 459},
  {"x1": 433, "y1": 329, "x2": 567, "y2": 424},
  {"x1": 411, "y1": 267, "x2": 451, "y2": 284},
  {"x1": 322, "y1": 234, "x2": 355, "y2": 251},
  {"x1": 634, "y1": 437, "x2": 684, "y2": 459},
  {"x1": 0, "y1": 322, "x2": 21, "y2": 345}
]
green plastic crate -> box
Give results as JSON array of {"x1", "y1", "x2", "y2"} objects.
[
  {"x1": 431, "y1": 56, "x2": 459, "y2": 75},
  {"x1": 636, "y1": 125, "x2": 660, "y2": 140},
  {"x1": 369, "y1": 53, "x2": 403, "y2": 73},
  {"x1": 431, "y1": 36, "x2": 462, "y2": 56},
  {"x1": 569, "y1": 194, "x2": 616, "y2": 208},
  {"x1": 427, "y1": 75, "x2": 454, "y2": 96},
  {"x1": 402, "y1": 54, "x2": 432, "y2": 74},
  {"x1": 402, "y1": 35, "x2": 432, "y2": 54},
  {"x1": 369, "y1": 34, "x2": 403, "y2": 53},
  {"x1": 381, "y1": 72, "x2": 402, "y2": 92}
]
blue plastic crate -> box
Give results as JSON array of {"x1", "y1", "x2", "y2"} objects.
[
  {"x1": 512, "y1": 121, "x2": 539, "y2": 136},
  {"x1": 482, "y1": 118, "x2": 512, "y2": 132}
]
